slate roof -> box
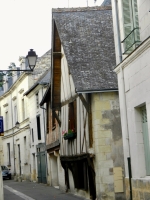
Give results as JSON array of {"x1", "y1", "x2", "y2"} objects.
[
  {"x1": 24, "y1": 69, "x2": 51, "y2": 96},
  {"x1": 52, "y1": 6, "x2": 117, "y2": 92},
  {"x1": 101, "y1": 0, "x2": 111, "y2": 6}
]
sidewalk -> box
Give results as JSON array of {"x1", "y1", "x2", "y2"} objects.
[{"x1": 4, "y1": 180, "x2": 85, "y2": 200}]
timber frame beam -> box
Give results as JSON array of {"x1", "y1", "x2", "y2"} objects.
[
  {"x1": 78, "y1": 94, "x2": 90, "y2": 113},
  {"x1": 52, "y1": 110, "x2": 61, "y2": 126}
]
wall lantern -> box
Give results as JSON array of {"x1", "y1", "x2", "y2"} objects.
[
  {"x1": 26, "y1": 49, "x2": 38, "y2": 71},
  {"x1": 0, "y1": 49, "x2": 38, "y2": 72},
  {"x1": 15, "y1": 121, "x2": 20, "y2": 129},
  {"x1": 15, "y1": 121, "x2": 29, "y2": 130}
]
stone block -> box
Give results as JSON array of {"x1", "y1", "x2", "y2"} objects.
[
  {"x1": 144, "y1": 192, "x2": 150, "y2": 200},
  {"x1": 95, "y1": 138, "x2": 106, "y2": 146},
  {"x1": 94, "y1": 101, "x2": 101, "y2": 111},
  {"x1": 95, "y1": 152, "x2": 106, "y2": 161},
  {"x1": 102, "y1": 92, "x2": 117, "y2": 101},
  {"x1": 102, "y1": 175, "x2": 114, "y2": 184},
  {"x1": 100, "y1": 101, "x2": 111, "y2": 110},
  {"x1": 98, "y1": 145, "x2": 111, "y2": 153},
  {"x1": 99, "y1": 168, "x2": 109, "y2": 176},
  {"x1": 98, "y1": 160, "x2": 113, "y2": 168}
]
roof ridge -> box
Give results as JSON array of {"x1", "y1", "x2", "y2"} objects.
[{"x1": 52, "y1": 6, "x2": 111, "y2": 13}]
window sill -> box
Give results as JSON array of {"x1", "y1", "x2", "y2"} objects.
[{"x1": 132, "y1": 176, "x2": 150, "y2": 181}]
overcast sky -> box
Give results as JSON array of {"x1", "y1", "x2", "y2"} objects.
[{"x1": 0, "y1": 0, "x2": 103, "y2": 70}]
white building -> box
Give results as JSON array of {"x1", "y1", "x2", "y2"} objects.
[
  {"x1": 1, "y1": 50, "x2": 50, "y2": 181},
  {"x1": 24, "y1": 69, "x2": 50, "y2": 183},
  {"x1": 112, "y1": 0, "x2": 150, "y2": 199}
]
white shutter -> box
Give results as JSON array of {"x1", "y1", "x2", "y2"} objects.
[
  {"x1": 122, "y1": 0, "x2": 133, "y2": 52},
  {"x1": 132, "y1": 0, "x2": 140, "y2": 43}
]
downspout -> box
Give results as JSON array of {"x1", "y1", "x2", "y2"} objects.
[
  {"x1": 41, "y1": 86, "x2": 48, "y2": 183},
  {"x1": 114, "y1": 0, "x2": 122, "y2": 63},
  {"x1": 114, "y1": 0, "x2": 132, "y2": 199},
  {"x1": 11, "y1": 92, "x2": 16, "y2": 177}
]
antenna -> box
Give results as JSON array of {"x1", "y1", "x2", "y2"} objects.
[
  {"x1": 68, "y1": 0, "x2": 69, "y2": 7},
  {"x1": 87, "y1": 0, "x2": 88, "y2": 6}
]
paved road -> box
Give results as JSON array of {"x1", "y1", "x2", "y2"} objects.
[{"x1": 3, "y1": 180, "x2": 85, "y2": 200}]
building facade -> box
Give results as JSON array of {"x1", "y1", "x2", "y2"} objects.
[
  {"x1": 24, "y1": 69, "x2": 50, "y2": 183},
  {"x1": 45, "y1": 5, "x2": 126, "y2": 200},
  {"x1": 1, "y1": 50, "x2": 50, "y2": 181},
  {"x1": 112, "y1": 0, "x2": 150, "y2": 199}
]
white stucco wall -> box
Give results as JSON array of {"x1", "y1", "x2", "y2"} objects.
[
  {"x1": 26, "y1": 85, "x2": 48, "y2": 182},
  {"x1": 0, "y1": 73, "x2": 34, "y2": 179},
  {"x1": 116, "y1": 43, "x2": 150, "y2": 178}
]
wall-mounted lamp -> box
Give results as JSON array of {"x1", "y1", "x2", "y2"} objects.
[
  {"x1": 15, "y1": 121, "x2": 20, "y2": 129},
  {"x1": 15, "y1": 121, "x2": 29, "y2": 130},
  {"x1": 0, "y1": 49, "x2": 38, "y2": 72}
]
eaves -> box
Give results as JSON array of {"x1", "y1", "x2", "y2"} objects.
[{"x1": 0, "y1": 72, "x2": 30, "y2": 100}]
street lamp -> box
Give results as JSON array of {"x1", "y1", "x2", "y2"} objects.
[
  {"x1": 15, "y1": 121, "x2": 20, "y2": 129},
  {"x1": 0, "y1": 49, "x2": 38, "y2": 72},
  {"x1": 15, "y1": 121, "x2": 29, "y2": 130},
  {"x1": 26, "y1": 49, "x2": 38, "y2": 71}
]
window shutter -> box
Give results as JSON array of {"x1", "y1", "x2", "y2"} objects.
[
  {"x1": 132, "y1": 0, "x2": 140, "y2": 43},
  {"x1": 122, "y1": 0, "x2": 133, "y2": 52},
  {"x1": 141, "y1": 106, "x2": 150, "y2": 175}
]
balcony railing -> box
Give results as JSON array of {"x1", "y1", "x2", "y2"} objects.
[{"x1": 121, "y1": 28, "x2": 141, "y2": 54}]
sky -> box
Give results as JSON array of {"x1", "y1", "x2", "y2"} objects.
[{"x1": 0, "y1": 0, "x2": 103, "y2": 70}]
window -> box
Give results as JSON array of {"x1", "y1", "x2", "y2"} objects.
[
  {"x1": 141, "y1": 105, "x2": 150, "y2": 175},
  {"x1": 36, "y1": 115, "x2": 41, "y2": 140},
  {"x1": 36, "y1": 93, "x2": 39, "y2": 109},
  {"x1": 31, "y1": 128, "x2": 34, "y2": 143},
  {"x1": 68, "y1": 101, "x2": 77, "y2": 131},
  {"x1": 7, "y1": 143, "x2": 11, "y2": 165},
  {"x1": 22, "y1": 99, "x2": 25, "y2": 120},
  {"x1": 5, "y1": 111, "x2": 8, "y2": 130},
  {"x1": 24, "y1": 136, "x2": 27, "y2": 163},
  {"x1": 14, "y1": 105, "x2": 18, "y2": 125},
  {"x1": 122, "y1": 0, "x2": 140, "y2": 54}
]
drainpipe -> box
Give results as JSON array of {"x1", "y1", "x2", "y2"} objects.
[
  {"x1": 114, "y1": 0, "x2": 122, "y2": 63},
  {"x1": 114, "y1": 1, "x2": 132, "y2": 199},
  {"x1": 11, "y1": 92, "x2": 16, "y2": 177},
  {"x1": 41, "y1": 86, "x2": 48, "y2": 183},
  {"x1": 120, "y1": 66, "x2": 132, "y2": 200}
]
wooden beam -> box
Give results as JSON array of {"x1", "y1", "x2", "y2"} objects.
[
  {"x1": 53, "y1": 52, "x2": 62, "y2": 58},
  {"x1": 78, "y1": 94, "x2": 89, "y2": 113},
  {"x1": 53, "y1": 110, "x2": 61, "y2": 126},
  {"x1": 61, "y1": 94, "x2": 78, "y2": 107}
]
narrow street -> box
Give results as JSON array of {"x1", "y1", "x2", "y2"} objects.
[{"x1": 3, "y1": 180, "x2": 85, "y2": 200}]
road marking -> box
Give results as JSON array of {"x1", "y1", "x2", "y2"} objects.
[{"x1": 4, "y1": 185, "x2": 35, "y2": 200}]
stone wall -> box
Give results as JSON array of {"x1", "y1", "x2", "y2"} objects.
[
  {"x1": 125, "y1": 178, "x2": 150, "y2": 200},
  {"x1": 32, "y1": 49, "x2": 51, "y2": 80},
  {"x1": 92, "y1": 92, "x2": 126, "y2": 200}
]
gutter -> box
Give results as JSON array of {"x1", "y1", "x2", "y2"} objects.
[{"x1": 76, "y1": 88, "x2": 118, "y2": 94}]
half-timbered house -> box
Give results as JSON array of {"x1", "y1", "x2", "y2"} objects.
[{"x1": 47, "y1": 5, "x2": 126, "y2": 200}]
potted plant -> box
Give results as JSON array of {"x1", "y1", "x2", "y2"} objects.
[{"x1": 62, "y1": 129, "x2": 76, "y2": 140}]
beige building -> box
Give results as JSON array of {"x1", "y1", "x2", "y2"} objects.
[{"x1": 112, "y1": 0, "x2": 150, "y2": 199}]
